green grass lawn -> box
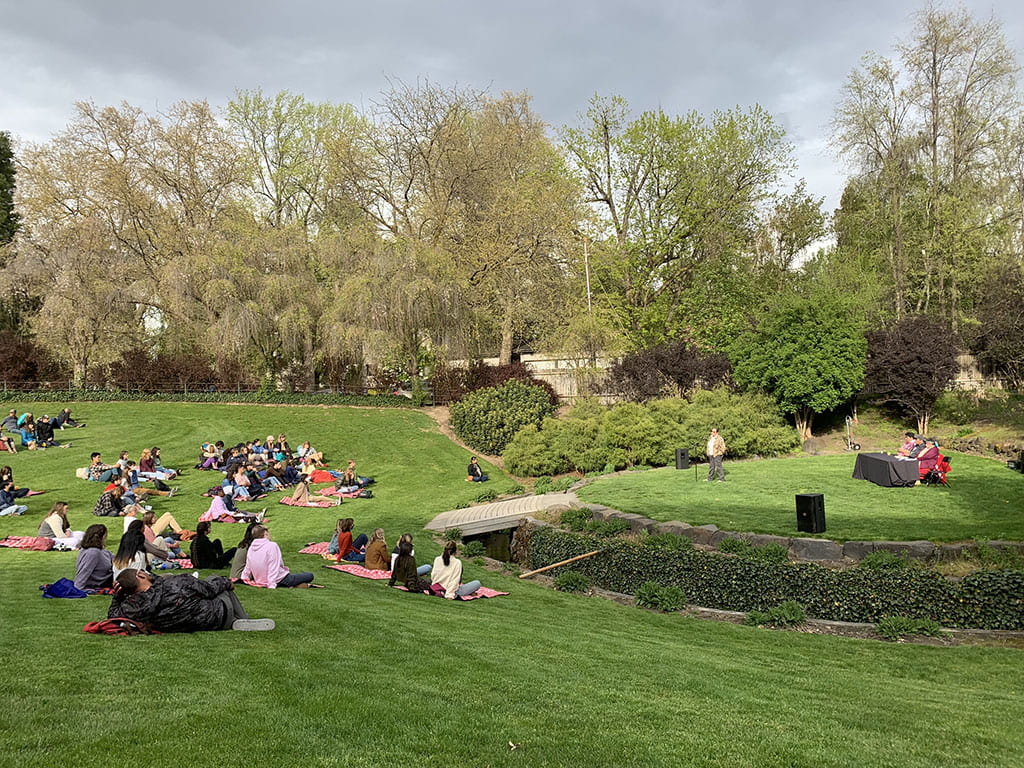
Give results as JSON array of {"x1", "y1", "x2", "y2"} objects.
[
  {"x1": 578, "y1": 453, "x2": 1024, "y2": 542},
  {"x1": 1, "y1": 402, "x2": 1022, "y2": 768}
]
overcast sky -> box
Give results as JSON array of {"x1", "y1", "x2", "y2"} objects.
[{"x1": 3, "y1": 1, "x2": 1023, "y2": 212}]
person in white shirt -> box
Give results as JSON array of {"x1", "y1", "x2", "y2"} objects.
[{"x1": 430, "y1": 541, "x2": 481, "y2": 599}]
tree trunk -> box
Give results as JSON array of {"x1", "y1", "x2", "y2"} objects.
[
  {"x1": 917, "y1": 412, "x2": 929, "y2": 436},
  {"x1": 72, "y1": 360, "x2": 88, "y2": 389},
  {"x1": 795, "y1": 407, "x2": 814, "y2": 442},
  {"x1": 499, "y1": 316, "x2": 514, "y2": 367}
]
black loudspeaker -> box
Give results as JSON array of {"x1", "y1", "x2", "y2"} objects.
[
  {"x1": 675, "y1": 448, "x2": 690, "y2": 470},
  {"x1": 796, "y1": 493, "x2": 825, "y2": 534}
]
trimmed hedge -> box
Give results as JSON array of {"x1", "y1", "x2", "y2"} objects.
[
  {"x1": 0, "y1": 389, "x2": 414, "y2": 408},
  {"x1": 450, "y1": 380, "x2": 558, "y2": 455},
  {"x1": 527, "y1": 528, "x2": 1024, "y2": 630}
]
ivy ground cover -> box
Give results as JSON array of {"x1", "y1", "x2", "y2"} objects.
[{"x1": 0, "y1": 403, "x2": 1022, "y2": 767}]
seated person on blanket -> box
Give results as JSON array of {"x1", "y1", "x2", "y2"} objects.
[
  {"x1": 391, "y1": 533, "x2": 415, "y2": 571},
  {"x1": 241, "y1": 525, "x2": 315, "y2": 588},
  {"x1": 467, "y1": 456, "x2": 488, "y2": 483},
  {"x1": 0, "y1": 481, "x2": 28, "y2": 516},
  {"x1": 34, "y1": 415, "x2": 68, "y2": 449},
  {"x1": 0, "y1": 432, "x2": 16, "y2": 454},
  {"x1": 93, "y1": 485, "x2": 142, "y2": 518},
  {"x1": 330, "y1": 518, "x2": 367, "y2": 561},
  {"x1": 140, "y1": 446, "x2": 178, "y2": 480},
  {"x1": 296, "y1": 441, "x2": 325, "y2": 467},
  {"x1": 38, "y1": 501, "x2": 84, "y2": 549},
  {"x1": 190, "y1": 521, "x2": 237, "y2": 569},
  {"x1": 124, "y1": 461, "x2": 174, "y2": 499},
  {"x1": 112, "y1": 520, "x2": 171, "y2": 580},
  {"x1": 197, "y1": 442, "x2": 223, "y2": 470},
  {"x1": 431, "y1": 541, "x2": 482, "y2": 599},
  {"x1": 340, "y1": 459, "x2": 373, "y2": 488},
  {"x1": 88, "y1": 452, "x2": 121, "y2": 483},
  {"x1": 108, "y1": 568, "x2": 274, "y2": 632},
  {"x1": 388, "y1": 540, "x2": 432, "y2": 592},
  {"x1": 272, "y1": 434, "x2": 292, "y2": 462},
  {"x1": 18, "y1": 422, "x2": 38, "y2": 450},
  {"x1": 364, "y1": 529, "x2": 390, "y2": 571},
  {"x1": 75, "y1": 525, "x2": 114, "y2": 591},
  {"x1": 288, "y1": 478, "x2": 335, "y2": 506},
  {"x1": 1, "y1": 465, "x2": 38, "y2": 497},
  {"x1": 229, "y1": 522, "x2": 260, "y2": 581},
  {"x1": 122, "y1": 510, "x2": 187, "y2": 559}
]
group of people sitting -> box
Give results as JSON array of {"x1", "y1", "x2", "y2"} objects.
[
  {"x1": 896, "y1": 432, "x2": 950, "y2": 481},
  {"x1": 1, "y1": 408, "x2": 81, "y2": 452}
]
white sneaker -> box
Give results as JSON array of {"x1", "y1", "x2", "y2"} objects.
[{"x1": 232, "y1": 618, "x2": 275, "y2": 631}]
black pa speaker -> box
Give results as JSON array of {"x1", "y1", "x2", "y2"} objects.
[
  {"x1": 796, "y1": 493, "x2": 825, "y2": 534},
  {"x1": 675, "y1": 448, "x2": 690, "y2": 470}
]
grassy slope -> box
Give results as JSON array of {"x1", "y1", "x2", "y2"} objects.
[
  {"x1": 578, "y1": 453, "x2": 1024, "y2": 542},
  {"x1": 0, "y1": 403, "x2": 1022, "y2": 768}
]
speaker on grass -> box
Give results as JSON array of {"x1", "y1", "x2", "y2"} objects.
[
  {"x1": 675, "y1": 448, "x2": 690, "y2": 470},
  {"x1": 796, "y1": 493, "x2": 825, "y2": 534}
]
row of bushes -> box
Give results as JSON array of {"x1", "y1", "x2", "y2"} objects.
[
  {"x1": 526, "y1": 528, "x2": 1024, "y2": 629},
  {"x1": 0, "y1": 389, "x2": 414, "y2": 408},
  {"x1": 450, "y1": 380, "x2": 558, "y2": 455},
  {"x1": 503, "y1": 388, "x2": 801, "y2": 476}
]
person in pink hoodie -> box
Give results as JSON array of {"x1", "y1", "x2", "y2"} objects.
[{"x1": 240, "y1": 525, "x2": 315, "y2": 588}]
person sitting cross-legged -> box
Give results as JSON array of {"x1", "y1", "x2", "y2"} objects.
[
  {"x1": 107, "y1": 569, "x2": 274, "y2": 632},
  {"x1": 190, "y1": 521, "x2": 237, "y2": 569}
]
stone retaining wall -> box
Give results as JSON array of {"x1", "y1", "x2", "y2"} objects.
[{"x1": 584, "y1": 504, "x2": 1024, "y2": 564}]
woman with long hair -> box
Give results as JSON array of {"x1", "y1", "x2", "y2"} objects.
[
  {"x1": 74, "y1": 524, "x2": 113, "y2": 590},
  {"x1": 388, "y1": 540, "x2": 432, "y2": 592},
  {"x1": 190, "y1": 520, "x2": 237, "y2": 569},
  {"x1": 430, "y1": 541, "x2": 482, "y2": 599},
  {"x1": 288, "y1": 478, "x2": 334, "y2": 507},
  {"x1": 364, "y1": 528, "x2": 389, "y2": 571},
  {"x1": 37, "y1": 501, "x2": 84, "y2": 549},
  {"x1": 329, "y1": 518, "x2": 367, "y2": 561},
  {"x1": 229, "y1": 521, "x2": 260, "y2": 580},
  {"x1": 112, "y1": 519, "x2": 169, "y2": 579}
]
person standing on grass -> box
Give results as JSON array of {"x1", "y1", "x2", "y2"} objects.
[{"x1": 706, "y1": 428, "x2": 726, "y2": 482}]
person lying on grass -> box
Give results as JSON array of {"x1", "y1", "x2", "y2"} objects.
[
  {"x1": 388, "y1": 540, "x2": 432, "y2": 593},
  {"x1": 241, "y1": 524, "x2": 315, "y2": 588},
  {"x1": 108, "y1": 568, "x2": 273, "y2": 632},
  {"x1": 431, "y1": 542, "x2": 482, "y2": 600},
  {"x1": 1, "y1": 466, "x2": 41, "y2": 497}
]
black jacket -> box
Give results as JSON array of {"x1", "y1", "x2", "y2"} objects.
[
  {"x1": 35, "y1": 420, "x2": 55, "y2": 443},
  {"x1": 107, "y1": 573, "x2": 232, "y2": 632}
]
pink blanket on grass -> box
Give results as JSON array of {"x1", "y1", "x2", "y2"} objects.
[
  {"x1": 279, "y1": 497, "x2": 336, "y2": 508},
  {"x1": 0, "y1": 536, "x2": 55, "y2": 551},
  {"x1": 319, "y1": 486, "x2": 363, "y2": 498},
  {"x1": 394, "y1": 584, "x2": 509, "y2": 600},
  {"x1": 299, "y1": 542, "x2": 330, "y2": 555},
  {"x1": 324, "y1": 563, "x2": 391, "y2": 579}
]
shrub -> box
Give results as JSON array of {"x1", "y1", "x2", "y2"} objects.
[
  {"x1": 644, "y1": 533, "x2": 693, "y2": 552},
  {"x1": 718, "y1": 538, "x2": 787, "y2": 564},
  {"x1": 560, "y1": 508, "x2": 592, "y2": 531},
  {"x1": 450, "y1": 380, "x2": 558, "y2": 455},
  {"x1": 0, "y1": 388, "x2": 413, "y2": 408},
  {"x1": 443, "y1": 528, "x2": 462, "y2": 542},
  {"x1": 503, "y1": 423, "x2": 569, "y2": 477},
  {"x1": 526, "y1": 527, "x2": 1024, "y2": 630},
  {"x1": 475, "y1": 488, "x2": 497, "y2": 503},
  {"x1": 745, "y1": 601, "x2": 807, "y2": 628},
  {"x1": 553, "y1": 571, "x2": 589, "y2": 593},
  {"x1": 718, "y1": 538, "x2": 754, "y2": 556},
  {"x1": 931, "y1": 391, "x2": 979, "y2": 426},
  {"x1": 461, "y1": 540, "x2": 486, "y2": 558},
  {"x1": 876, "y1": 615, "x2": 945, "y2": 641},
  {"x1": 502, "y1": 484, "x2": 525, "y2": 496},
  {"x1": 858, "y1": 550, "x2": 918, "y2": 571},
  {"x1": 587, "y1": 518, "x2": 631, "y2": 537},
  {"x1": 550, "y1": 475, "x2": 578, "y2": 493},
  {"x1": 635, "y1": 581, "x2": 687, "y2": 612},
  {"x1": 534, "y1": 476, "x2": 552, "y2": 495}
]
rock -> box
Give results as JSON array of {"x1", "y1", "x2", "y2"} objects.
[
  {"x1": 802, "y1": 438, "x2": 824, "y2": 455},
  {"x1": 654, "y1": 521, "x2": 693, "y2": 536},
  {"x1": 711, "y1": 531, "x2": 741, "y2": 547},
  {"x1": 681, "y1": 524, "x2": 719, "y2": 546},
  {"x1": 842, "y1": 541, "x2": 876, "y2": 561},
  {"x1": 746, "y1": 534, "x2": 792, "y2": 550},
  {"x1": 614, "y1": 513, "x2": 658, "y2": 532},
  {"x1": 587, "y1": 505, "x2": 616, "y2": 521},
  {"x1": 790, "y1": 537, "x2": 843, "y2": 562},
  {"x1": 874, "y1": 540, "x2": 936, "y2": 560}
]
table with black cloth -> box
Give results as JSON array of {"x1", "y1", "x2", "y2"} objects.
[{"x1": 852, "y1": 452, "x2": 919, "y2": 487}]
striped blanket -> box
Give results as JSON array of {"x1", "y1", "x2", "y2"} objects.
[
  {"x1": 278, "y1": 497, "x2": 335, "y2": 509},
  {"x1": 324, "y1": 563, "x2": 391, "y2": 579},
  {"x1": 0, "y1": 536, "x2": 55, "y2": 551}
]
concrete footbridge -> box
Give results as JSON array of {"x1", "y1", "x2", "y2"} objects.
[{"x1": 425, "y1": 492, "x2": 580, "y2": 537}]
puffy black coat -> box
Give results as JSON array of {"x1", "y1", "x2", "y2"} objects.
[{"x1": 107, "y1": 573, "x2": 231, "y2": 632}]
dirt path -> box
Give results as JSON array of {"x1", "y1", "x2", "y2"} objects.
[{"x1": 422, "y1": 406, "x2": 506, "y2": 470}]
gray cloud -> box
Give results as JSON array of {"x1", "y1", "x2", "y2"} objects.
[{"x1": 3, "y1": 0, "x2": 1023, "y2": 210}]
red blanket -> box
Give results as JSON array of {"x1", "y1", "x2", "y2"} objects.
[
  {"x1": 319, "y1": 486, "x2": 364, "y2": 498},
  {"x1": 299, "y1": 542, "x2": 331, "y2": 555},
  {"x1": 324, "y1": 563, "x2": 391, "y2": 579},
  {"x1": 0, "y1": 536, "x2": 55, "y2": 551},
  {"x1": 308, "y1": 470, "x2": 336, "y2": 484},
  {"x1": 278, "y1": 497, "x2": 336, "y2": 508}
]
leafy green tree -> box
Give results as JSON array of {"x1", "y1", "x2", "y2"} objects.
[{"x1": 730, "y1": 299, "x2": 866, "y2": 440}]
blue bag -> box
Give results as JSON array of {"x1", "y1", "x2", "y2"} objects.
[{"x1": 42, "y1": 577, "x2": 88, "y2": 599}]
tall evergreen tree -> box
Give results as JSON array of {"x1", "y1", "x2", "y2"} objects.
[{"x1": 0, "y1": 131, "x2": 19, "y2": 244}]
